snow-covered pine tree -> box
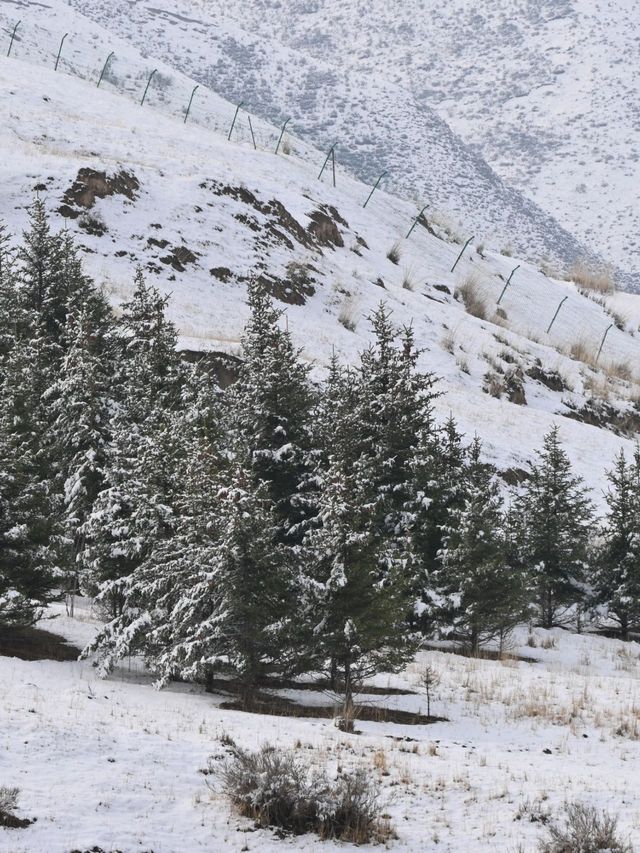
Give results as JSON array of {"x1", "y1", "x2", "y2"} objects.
[
  {"x1": 302, "y1": 453, "x2": 418, "y2": 727},
  {"x1": 593, "y1": 448, "x2": 640, "y2": 639},
  {"x1": 48, "y1": 304, "x2": 115, "y2": 607},
  {"x1": 355, "y1": 306, "x2": 438, "y2": 540},
  {"x1": 410, "y1": 414, "x2": 466, "y2": 634},
  {"x1": 82, "y1": 271, "x2": 186, "y2": 614},
  {"x1": 225, "y1": 279, "x2": 316, "y2": 544},
  {"x1": 301, "y1": 309, "x2": 434, "y2": 723},
  {"x1": 83, "y1": 375, "x2": 224, "y2": 678},
  {"x1": 517, "y1": 426, "x2": 593, "y2": 629},
  {"x1": 435, "y1": 437, "x2": 527, "y2": 652}
]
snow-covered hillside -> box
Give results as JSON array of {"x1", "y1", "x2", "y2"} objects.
[
  {"x1": 62, "y1": 0, "x2": 640, "y2": 290},
  {"x1": 1, "y1": 22, "x2": 640, "y2": 502},
  {"x1": 3, "y1": 602, "x2": 640, "y2": 852}
]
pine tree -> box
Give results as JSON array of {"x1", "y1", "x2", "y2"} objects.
[
  {"x1": 302, "y1": 456, "x2": 418, "y2": 727},
  {"x1": 225, "y1": 280, "x2": 315, "y2": 543},
  {"x1": 48, "y1": 306, "x2": 115, "y2": 606},
  {"x1": 593, "y1": 449, "x2": 640, "y2": 639},
  {"x1": 410, "y1": 415, "x2": 466, "y2": 633},
  {"x1": 517, "y1": 426, "x2": 593, "y2": 628},
  {"x1": 435, "y1": 437, "x2": 527, "y2": 652},
  {"x1": 82, "y1": 272, "x2": 186, "y2": 613}
]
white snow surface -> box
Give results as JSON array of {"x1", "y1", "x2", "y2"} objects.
[
  {"x1": 2, "y1": 602, "x2": 640, "y2": 851},
  {"x1": 1, "y1": 35, "x2": 640, "y2": 504},
  {"x1": 61, "y1": 0, "x2": 640, "y2": 290}
]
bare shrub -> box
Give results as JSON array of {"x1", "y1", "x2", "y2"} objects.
[
  {"x1": 220, "y1": 744, "x2": 391, "y2": 843},
  {"x1": 338, "y1": 297, "x2": 357, "y2": 332},
  {"x1": 569, "y1": 260, "x2": 615, "y2": 294},
  {"x1": 402, "y1": 267, "x2": 416, "y2": 290},
  {"x1": 0, "y1": 786, "x2": 31, "y2": 829},
  {"x1": 0, "y1": 787, "x2": 19, "y2": 816},
  {"x1": 569, "y1": 339, "x2": 597, "y2": 369},
  {"x1": 386, "y1": 241, "x2": 401, "y2": 265},
  {"x1": 442, "y1": 329, "x2": 456, "y2": 353},
  {"x1": 456, "y1": 274, "x2": 487, "y2": 320},
  {"x1": 538, "y1": 802, "x2": 631, "y2": 853}
]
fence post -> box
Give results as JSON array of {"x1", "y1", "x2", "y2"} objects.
[
  {"x1": 546, "y1": 295, "x2": 568, "y2": 334},
  {"x1": 596, "y1": 323, "x2": 613, "y2": 365},
  {"x1": 183, "y1": 84, "x2": 199, "y2": 123},
  {"x1": 497, "y1": 265, "x2": 520, "y2": 305},
  {"x1": 318, "y1": 143, "x2": 336, "y2": 183},
  {"x1": 7, "y1": 20, "x2": 20, "y2": 58},
  {"x1": 96, "y1": 51, "x2": 114, "y2": 88},
  {"x1": 450, "y1": 235, "x2": 475, "y2": 273},
  {"x1": 140, "y1": 68, "x2": 157, "y2": 106},
  {"x1": 406, "y1": 205, "x2": 428, "y2": 239},
  {"x1": 275, "y1": 117, "x2": 291, "y2": 154},
  {"x1": 363, "y1": 171, "x2": 387, "y2": 208},
  {"x1": 228, "y1": 101, "x2": 244, "y2": 140},
  {"x1": 248, "y1": 115, "x2": 257, "y2": 150},
  {"x1": 54, "y1": 32, "x2": 68, "y2": 71}
]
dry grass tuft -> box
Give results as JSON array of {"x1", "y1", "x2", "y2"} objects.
[
  {"x1": 456, "y1": 274, "x2": 487, "y2": 320},
  {"x1": 568, "y1": 260, "x2": 615, "y2": 293}
]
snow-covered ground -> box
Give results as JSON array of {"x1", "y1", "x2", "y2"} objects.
[
  {"x1": 63, "y1": 0, "x2": 640, "y2": 289},
  {"x1": 1, "y1": 43, "x2": 640, "y2": 505},
  {"x1": 3, "y1": 603, "x2": 640, "y2": 852}
]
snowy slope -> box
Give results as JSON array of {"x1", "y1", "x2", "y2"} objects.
[
  {"x1": 3, "y1": 603, "x2": 640, "y2": 852},
  {"x1": 61, "y1": 0, "x2": 640, "y2": 290},
  {"x1": 1, "y1": 20, "x2": 640, "y2": 505}
]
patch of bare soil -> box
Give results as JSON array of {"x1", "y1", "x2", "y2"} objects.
[
  {"x1": 0, "y1": 625, "x2": 80, "y2": 662},
  {"x1": 60, "y1": 167, "x2": 139, "y2": 215},
  {"x1": 220, "y1": 694, "x2": 445, "y2": 725},
  {"x1": 159, "y1": 245, "x2": 198, "y2": 272}
]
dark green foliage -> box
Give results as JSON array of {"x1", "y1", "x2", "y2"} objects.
[
  {"x1": 516, "y1": 426, "x2": 593, "y2": 628},
  {"x1": 434, "y1": 437, "x2": 529, "y2": 652},
  {"x1": 592, "y1": 449, "x2": 640, "y2": 639}
]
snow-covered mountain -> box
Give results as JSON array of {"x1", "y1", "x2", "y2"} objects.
[
  {"x1": 1, "y1": 0, "x2": 640, "y2": 502},
  {"x1": 63, "y1": 0, "x2": 640, "y2": 291}
]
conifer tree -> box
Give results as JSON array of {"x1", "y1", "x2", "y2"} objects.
[
  {"x1": 435, "y1": 437, "x2": 527, "y2": 652},
  {"x1": 302, "y1": 455, "x2": 418, "y2": 726},
  {"x1": 82, "y1": 272, "x2": 186, "y2": 612},
  {"x1": 410, "y1": 415, "x2": 466, "y2": 633},
  {"x1": 48, "y1": 306, "x2": 115, "y2": 605},
  {"x1": 593, "y1": 449, "x2": 640, "y2": 639},
  {"x1": 225, "y1": 280, "x2": 315, "y2": 543},
  {"x1": 517, "y1": 426, "x2": 593, "y2": 628}
]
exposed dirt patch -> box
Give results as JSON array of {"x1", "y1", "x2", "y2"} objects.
[
  {"x1": 256, "y1": 271, "x2": 315, "y2": 306},
  {"x1": 179, "y1": 350, "x2": 241, "y2": 389},
  {"x1": 0, "y1": 625, "x2": 80, "y2": 662},
  {"x1": 0, "y1": 812, "x2": 34, "y2": 829},
  {"x1": 564, "y1": 399, "x2": 640, "y2": 438},
  {"x1": 220, "y1": 695, "x2": 443, "y2": 725},
  {"x1": 500, "y1": 466, "x2": 530, "y2": 486},
  {"x1": 147, "y1": 236, "x2": 169, "y2": 250},
  {"x1": 60, "y1": 167, "x2": 139, "y2": 212},
  {"x1": 307, "y1": 208, "x2": 344, "y2": 248},
  {"x1": 527, "y1": 362, "x2": 568, "y2": 393},
  {"x1": 210, "y1": 266, "x2": 233, "y2": 283},
  {"x1": 159, "y1": 245, "x2": 198, "y2": 272}
]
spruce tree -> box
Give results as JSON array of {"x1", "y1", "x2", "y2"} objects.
[
  {"x1": 410, "y1": 415, "x2": 466, "y2": 633},
  {"x1": 302, "y1": 454, "x2": 418, "y2": 726},
  {"x1": 517, "y1": 426, "x2": 593, "y2": 628},
  {"x1": 435, "y1": 437, "x2": 527, "y2": 652},
  {"x1": 82, "y1": 272, "x2": 186, "y2": 613},
  {"x1": 225, "y1": 280, "x2": 315, "y2": 543},
  {"x1": 593, "y1": 449, "x2": 640, "y2": 639}
]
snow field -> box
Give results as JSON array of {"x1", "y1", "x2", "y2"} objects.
[{"x1": 3, "y1": 607, "x2": 640, "y2": 851}]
